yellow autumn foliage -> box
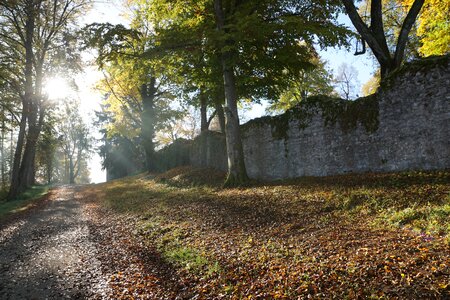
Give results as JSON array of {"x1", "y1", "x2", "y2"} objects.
[{"x1": 402, "y1": 0, "x2": 450, "y2": 56}]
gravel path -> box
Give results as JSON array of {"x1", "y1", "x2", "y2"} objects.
[{"x1": 0, "y1": 186, "x2": 109, "y2": 299}]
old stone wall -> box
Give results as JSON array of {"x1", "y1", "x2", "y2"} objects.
[
  {"x1": 155, "y1": 139, "x2": 192, "y2": 172},
  {"x1": 189, "y1": 56, "x2": 450, "y2": 179},
  {"x1": 190, "y1": 131, "x2": 228, "y2": 171}
]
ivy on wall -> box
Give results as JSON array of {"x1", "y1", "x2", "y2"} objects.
[{"x1": 242, "y1": 94, "x2": 379, "y2": 140}]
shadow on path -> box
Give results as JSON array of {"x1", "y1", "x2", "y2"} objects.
[{"x1": 0, "y1": 186, "x2": 108, "y2": 299}]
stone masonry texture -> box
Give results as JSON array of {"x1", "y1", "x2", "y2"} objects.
[{"x1": 189, "y1": 57, "x2": 449, "y2": 180}]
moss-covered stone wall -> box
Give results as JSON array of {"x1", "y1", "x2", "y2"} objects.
[{"x1": 188, "y1": 56, "x2": 449, "y2": 179}]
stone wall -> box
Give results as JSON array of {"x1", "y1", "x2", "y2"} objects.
[
  {"x1": 189, "y1": 56, "x2": 450, "y2": 179},
  {"x1": 190, "y1": 131, "x2": 227, "y2": 171},
  {"x1": 155, "y1": 139, "x2": 192, "y2": 172}
]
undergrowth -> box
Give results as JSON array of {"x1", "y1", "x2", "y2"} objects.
[{"x1": 0, "y1": 185, "x2": 50, "y2": 218}]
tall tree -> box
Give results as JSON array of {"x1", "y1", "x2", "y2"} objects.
[
  {"x1": 148, "y1": 0, "x2": 350, "y2": 185},
  {"x1": 341, "y1": 0, "x2": 424, "y2": 78},
  {"x1": 84, "y1": 21, "x2": 182, "y2": 173},
  {"x1": 213, "y1": 0, "x2": 249, "y2": 185},
  {"x1": 0, "y1": 0, "x2": 90, "y2": 199},
  {"x1": 57, "y1": 101, "x2": 91, "y2": 184},
  {"x1": 0, "y1": 53, "x2": 20, "y2": 189},
  {"x1": 1, "y1": 0, "x2": 35, "y2": 199}
]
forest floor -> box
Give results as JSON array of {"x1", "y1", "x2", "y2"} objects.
[{"x1": 0, "y1": 168, "x2": 449, "y2": 299}]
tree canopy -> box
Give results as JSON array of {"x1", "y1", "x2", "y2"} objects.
[{"x1": 139, "y1": 0, "x2": 351, "y2": 185}]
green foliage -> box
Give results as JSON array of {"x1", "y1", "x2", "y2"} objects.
[
  {"x1": 267, "y1": 55, "x2": 335, "y2": 113},
  {"x1": 142, "y1": 0, "x2": 351, "y2": 102},
  {"x1": 84, "y1": 12, "x2": 188, "y2": 174},
  {"x1": 81, "y1": 23, "x2": 141, "y2": 67}
]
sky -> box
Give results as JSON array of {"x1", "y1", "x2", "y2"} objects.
[
  {"x1": 78, "y1": 1, "x2": 376, "y2": 183},
  {"x1": 75, "y1": 1, "x2": 128, "y2": 183}
]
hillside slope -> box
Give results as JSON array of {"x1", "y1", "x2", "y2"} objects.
[{"x1": 80, "y1": 168, "x2": 449, "y2": 299}]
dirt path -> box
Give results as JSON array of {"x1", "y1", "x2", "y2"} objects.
[{"x1": 0, "y1": 186, "x2": 109, "y2": 299}]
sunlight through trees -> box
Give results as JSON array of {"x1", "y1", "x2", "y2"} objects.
[{"x1": 0, "y1": 0, "x2": 447, "y2": 194}]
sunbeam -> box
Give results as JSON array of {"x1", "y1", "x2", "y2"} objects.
[{"x1": 44, "y1": 77, "x2": 73, "y2": 100}]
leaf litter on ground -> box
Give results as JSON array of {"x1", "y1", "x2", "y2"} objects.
[{"x1": 79, "y1": 168, "x2": 450, "y2": 299}]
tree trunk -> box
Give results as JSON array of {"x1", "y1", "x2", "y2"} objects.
[
  {"x1": 221, "y1": 57, "x2": 249, "y2": 186},
  {"x1": 24, "y1": 64, "x2": 46, "y2": 187},
  {"x1": 200, "y1": 89, "x2": 208, "y2": 132},
  {"x1": 19, "y1": 108, "x2": 40, "y2": 189},
  {"x1": 214, "y1": 0, "x2": 249, "y2": 186},
  {"x1": 9, "y1": 114, "x2": 13, "y2": 179},
  {"x1": 341, "y1": 0, "x2": 424, "y2": 79},
  {"x1": 64, "y1": 153, "x2": 69, "y2": 183},
  {"x1": 214, "y1": 97, "x2": 226, "y2": 133},
  {"x1": 8, "y1": 108, "x2": 27, "y2": 199},
  {"x1": 1, "y1": 119, "x2": 5, "y2": 189},
  {"x1": 73, "y1": 147, "x2": 83, "y2": 182},
  {"x1": 69, "y1": 156, "x2": 75, "y2": 184},
  {"x1": 8, "y1": 0, "x2": 35, "y2": 200},
  {"x1": 47, "y1": 157, "x2": 52, "y2": 185},
  {"x1": 140, "y1": 79, "x2": 157, "y2": 173}
]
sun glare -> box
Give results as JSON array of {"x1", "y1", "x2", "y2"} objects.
[
  {"x1": 44, "y1": 78, "x2": 72, "y2": 100},
  {"x1": 44, "y1": 72, "x2": 106, "y2": 183}
]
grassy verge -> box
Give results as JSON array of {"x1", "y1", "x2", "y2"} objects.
[
  {"x1": 81, "y1": 169, "x2": 450, "y2": 298},
  {"x1": 0, "y1": 185, "x2": 50, "y2": 218}
]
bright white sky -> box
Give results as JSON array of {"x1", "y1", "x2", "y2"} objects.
[
  {"x1": 74, "y1": 0, "x2": 128, "y2": 183},
  {"x1": 76, "y1": 1, "x2": 375, "y2": 183}
]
